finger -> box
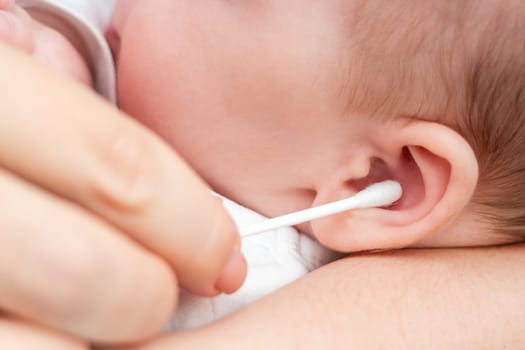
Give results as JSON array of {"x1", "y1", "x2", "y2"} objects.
[
  {"x1": 0, "y1": 169, "x2": 176, "y2": 343},
  {"x1": 0, "y1": 317, "x2": 88, "y2": 350},
  {"x1": 0, "y1": 0, "x2": 13, "y2": 9},
  {"x1": 0, "y1": 5, "x2": 34, "y2": 53},
  {"x1": 0, "y1": 43, "x2": 246, "y2": 296}
]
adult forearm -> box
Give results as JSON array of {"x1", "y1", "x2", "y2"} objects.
[{"x1": 136, "y1": 244, "x2": 525, "y2": 349}]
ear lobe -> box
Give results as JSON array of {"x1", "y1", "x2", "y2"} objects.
[{"x1": 309, "y1": 120, "x2": 479, "y2": 253}]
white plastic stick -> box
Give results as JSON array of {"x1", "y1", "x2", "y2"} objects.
[{"x1": 240, "y1": 180, "x2": 402, "y2": 237}]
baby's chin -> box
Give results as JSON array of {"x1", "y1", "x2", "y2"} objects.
[{"x1": 32, "y1": 22, "x2": 92, "y2": 87}]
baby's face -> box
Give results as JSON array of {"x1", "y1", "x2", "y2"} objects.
[
  {"x1": 113, "y1": 0, "x2": 359, "y2": 226},
  {"x1": 112, "y1": 0, "x2": 515, "y2": 250}
]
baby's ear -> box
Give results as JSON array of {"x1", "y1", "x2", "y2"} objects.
[{"x1": 310, "y1": 120, "x2": 479, "y2": 252}]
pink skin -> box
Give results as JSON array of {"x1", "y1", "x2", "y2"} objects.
[
  {"x1": 110, "y1": 0, "x2": 498, "y2": 251},
  {"x1": 112, "y1": 0, "x2": 353, "y2": 234},
  {"x1": 0, "y1": 0, "x2": 91, "y2": 86}
]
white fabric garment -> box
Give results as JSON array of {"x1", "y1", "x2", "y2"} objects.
[
  {"x1": 18, "y1": 0, "x2": 116, "y2": 102},
  {"x1": 15, "y1": 0, "x2": 341, "y2": 330},
  {"x1": 18, "y1": 0, "x2": 116, "y2": 30},
  {"x1": 168, "y1": 196, "x2": 341, "y2": 330}
]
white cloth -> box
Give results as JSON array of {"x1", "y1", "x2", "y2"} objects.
[
  {"x1": 18, "y1": 0, "x2": 116, "y2": 102},
  {"x1": 167, "y1": 196, "x2": 341, "y2": 330},
  {"x1": 18, "y1": 0, "x2": 116, "y2": 30},
  {"x1": 16, "y1": 1, "x2": 341, "y2": 329}
]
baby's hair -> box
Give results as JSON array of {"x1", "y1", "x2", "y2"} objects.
[
  {"x1": 458, "y1": 1, "x2": 525, "y2": 239},
  {"x1": 345, "y1": 0, "x2": 525, "y2": 240}
]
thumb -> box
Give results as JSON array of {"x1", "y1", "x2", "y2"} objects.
[
  {"x1": 0, "y1": 43, "x2": 247, "y2": 297},
  {"x1": 0, "y1": 0, "x2": 13, "y2": 11},
  {"x1": 0, "y1": 6, "x2": 33, "y2": 53}
]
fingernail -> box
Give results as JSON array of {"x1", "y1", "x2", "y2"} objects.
[{"x1": 214, "y1": 247, "x2": 247, "y2": 294}]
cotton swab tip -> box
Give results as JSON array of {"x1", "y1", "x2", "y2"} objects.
[
  {"x1": 240, "y1": 180, "x2": 402, "y2": 237},
  {"x1": 350, "y1": 180, "x2": 402, "y2": 209}
]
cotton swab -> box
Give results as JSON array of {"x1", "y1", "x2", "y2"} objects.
[{"x1": 240, "y1": 180, "x2": 402, "y2": 237}]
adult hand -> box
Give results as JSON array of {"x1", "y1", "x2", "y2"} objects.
[
  {"x1": 0, "y1": 0, "x2": 34, "y2": 54},
  {"x1": 0, "y1": 42, "x2": 246, "y2": 344},
  {"x1": 0, "y1": 0, "x2": 93, "y2": 87}
]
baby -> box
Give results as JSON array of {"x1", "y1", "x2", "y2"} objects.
[
  {"x1": 109, "y1": 0, "x2": 525, "y2": 329},
  {"x1": 6, "y1": 0, "x2": 525, "y2": 331},
  {"x1": 111, "y1": 0, "x2": 525, "y2": 252}
]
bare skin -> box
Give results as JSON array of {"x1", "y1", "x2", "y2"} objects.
[
  {"x1": 0, "y1": 1, "x2": 523, "y2": 348},
  {"x1": 109, "y1": 243, "x2": 525, "y2": 350},
  {"x1": 0, "y1": 0, "x2": 91, "y2": 85},
  {"x1": 107, "y1": 0, "x2": 525, "y2": 348},
  {"x1": 111, "y1": 0, "x2": 509, "y2": 254},
  {"x1": 0, "y1": 41, "x2": 246, "y2": 345}
]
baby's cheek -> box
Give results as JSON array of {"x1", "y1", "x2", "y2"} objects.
[{"x1": 111, "y1": 0, "x2": 141, "y2": 37}]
